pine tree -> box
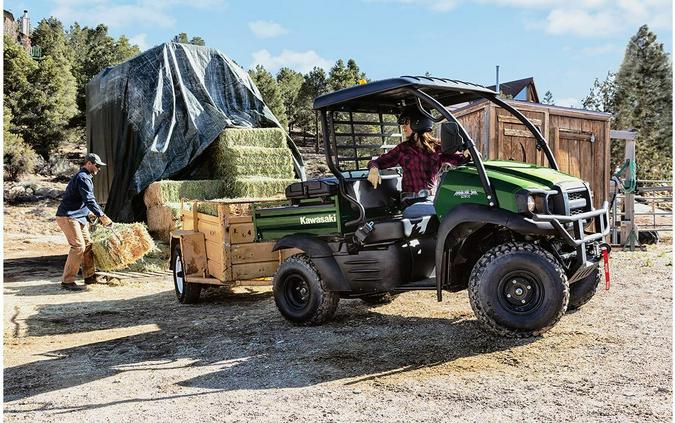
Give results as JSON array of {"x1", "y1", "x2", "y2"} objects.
[
  {"x1": 249, "y1": 65, "x2": 288, "y2": 128},
  {"x1": 276, "y1": 67, "x2": 304, "y2": 132},
  {"x1": 20, "y1": 55, "x2": 78, "y2": 157},
  {"x1": 328, "y1": 59, "x2": 352, "y2": 91},
  {"x1": 173, "y1": 33, "x2": 206, "y2": 45},
  {"x1": 613, "y1": 25, "x2": 672, "y2": 179},
  {"x1": 346, "y1": 59, "x2": 367, "y2": 84},
  {"x1": 67, "y1": 23, "x2": 141, "y2": 128},
  {"x1": 6, "y1": 20, "x2": 77, "y2": 158},
  {"x1": 581, "y1": 72, "x2": 616, "y2": 113},
  {"x1": 542, "y1": 91, "x2": 554, "y2": 105},
  {"x1": 297, "y1": 66, "x2": 328, "y2": 133},
  {"x1": 3, "y1": 35, "x2": 37, "y2": 119}
]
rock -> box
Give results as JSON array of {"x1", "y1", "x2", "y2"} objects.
[
  {"x1": 47, "y1": 188, "x2": 63, "y2": 199},
  {"x1": 6, "y1": 185, "x2": 25, "y2": 202},
  {"x1": 35, "y1": 187, "x2": 51, "y2": 198}
]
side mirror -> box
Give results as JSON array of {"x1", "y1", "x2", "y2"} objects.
[{"x1": 440, "y1": 122, "x2": 464, "y2": 155}]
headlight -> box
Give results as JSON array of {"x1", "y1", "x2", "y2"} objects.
[{"x1": 527, "y1": 195, "x2": 536, "y2": 212}]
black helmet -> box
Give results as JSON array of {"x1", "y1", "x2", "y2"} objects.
[{"x1": 397, "y1": 106, "x2": 433, "y2": 133}]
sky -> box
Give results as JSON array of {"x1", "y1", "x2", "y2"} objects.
[{"x1": 6, "y1": 0, "x2": 673, "y2": 108}]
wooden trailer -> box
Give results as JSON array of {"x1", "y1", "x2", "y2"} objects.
[
  {"x1": 169, "y1": 198, "x2": 299, "y2": 289},
  {"x1": 452, "y1": 99, "x2": 611, "y2": 208}
]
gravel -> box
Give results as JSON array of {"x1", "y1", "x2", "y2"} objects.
[{"x1": 3, "y1": 244, "x2": 672, "y2": 422}]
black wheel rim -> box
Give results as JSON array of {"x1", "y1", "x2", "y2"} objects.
[
  {"x1": 283, "y1": 272, "x2": 311, "y2": 311},
  {"x1": 496, "y1": 270, "x2": 544, "y2": 314}
]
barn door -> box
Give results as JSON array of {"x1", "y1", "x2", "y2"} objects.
[
  {"x1": 495, "y1": 110, "x2": 548, "y2": 166},
  {"x1": 552, "y1": 127, "x2": 595, "y2": 183}
]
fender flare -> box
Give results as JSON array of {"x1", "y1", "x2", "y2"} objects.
[
  {"x1": 434, "y1": 204, "x2": 556, "y2": 299},
  {"x1": 273, "y1": 234, "x2": 350, "y2": 292}
]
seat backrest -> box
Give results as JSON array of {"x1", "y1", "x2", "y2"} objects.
[{"x1": 345, "y1": 174, "x2": 401, "y2": 211}]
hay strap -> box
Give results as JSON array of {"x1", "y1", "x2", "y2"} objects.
[{"x1": 88, "y1": 215, "x2": 122, "y2": 243}]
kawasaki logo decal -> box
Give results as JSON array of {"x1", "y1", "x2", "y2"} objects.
[
  {"x1": 454, "y1": 189, "x2": 478, "y2": 199},
  {"x1": 300, "y1": 214, "x2": 337, "y2": 225}
]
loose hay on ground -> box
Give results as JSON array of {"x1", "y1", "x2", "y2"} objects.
[{"x1": 91, "y1": 223, "x2": 155, "y2": 271}]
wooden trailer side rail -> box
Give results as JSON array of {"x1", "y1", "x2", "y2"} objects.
[{"x1": 173, "y1": 198, "x2": 299, "y2": 286}]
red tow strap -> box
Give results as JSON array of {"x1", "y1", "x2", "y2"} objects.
[{"x1": 602, "y1": 248, "x2": 610, "y2": 290}]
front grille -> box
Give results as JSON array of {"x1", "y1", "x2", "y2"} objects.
[
  {"x1": 548, "y1": 183, "x2": 591, "y2": 216},
  {"x1": 568, "y1": 191, "x2": 585, "y2": 201}
]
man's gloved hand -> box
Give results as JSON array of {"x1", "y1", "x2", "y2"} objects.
[
  {"x1": 367, "y1": 167, "x2": 381, "y2": 189},
  {"x1": 99, "y1": 215, "x2": 113, "y2": 227}
]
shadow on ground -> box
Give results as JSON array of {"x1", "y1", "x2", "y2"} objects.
[
  {"x1": 4, "y1": 254, "x2": 66, "y2": 286},
  {"x1": 5, "y1": 284, "x2": 535, "y2": 412}
]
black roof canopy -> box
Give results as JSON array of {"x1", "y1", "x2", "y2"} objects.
[{"x1": 313, "y1": 75, "x2": 497, "y2": 113}]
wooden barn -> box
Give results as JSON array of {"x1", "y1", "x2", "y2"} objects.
[{"x1": 452, "y1": 78, "x2": 611, "y2": 208}]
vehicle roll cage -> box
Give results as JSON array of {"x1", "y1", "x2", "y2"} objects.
[{"x1": 317, "y1": 85, "x2": 560, "y2": 230}]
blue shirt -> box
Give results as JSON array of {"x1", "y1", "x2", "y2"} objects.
[{"x1": 56, "y1": 167, "x2": 105, "y2": 225}]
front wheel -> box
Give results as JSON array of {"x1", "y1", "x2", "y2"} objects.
[
  {"x1": 273, "y1": 254, "x2": 339, "y2": 325},
  {"x1": 468, "y1": 242, "x2": 569, "y2": 337},
  {"x1": 172, "y1": 243, "x2": 202, "y2": 304}
]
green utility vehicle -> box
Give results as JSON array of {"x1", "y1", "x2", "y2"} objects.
[
  {"x1": 259, "y1": 76, "x2": 610, "y2": 337},
  {"x1": 172, "y1": 76, "x2": 611, "y2": 337}
]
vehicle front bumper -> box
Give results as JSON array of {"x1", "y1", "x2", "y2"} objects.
[{"x1": 531, "y1": 201, "x2": 611, "y2": 283}]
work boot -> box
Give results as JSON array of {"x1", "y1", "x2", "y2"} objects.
[
  {"x1": 61, "y1": 283, "x2": 87, "y2": 291},
  {"x1": 84, "y1": 275, "x2": 104, "y2": 285}
]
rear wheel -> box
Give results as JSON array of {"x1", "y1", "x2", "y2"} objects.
[
  {"x1": 468, "y1": 242, "x2": 569, "y2": 337},
  {"x1": 172, "y1": 243, "x2": 202, "y2": 304},
  {"x1": 568, "y1": 267, "x2": 601, "y2": 310},
  {"x1": 273, "y1": 254, "x2": 339, "y2": 325}
]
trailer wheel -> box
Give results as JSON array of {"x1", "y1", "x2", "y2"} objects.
[
  {"x1": 361, "y1": 292, "x2": 399, "y2": 306},
  {"x1": 468, "y1": 242, "x2": 569, "y2": 338},
  {"x1": 172, "y1": 243, "x2": 202, "y2": 304},
  {"x1": 273, "y1": 254, "x2": 339, "y2": 325},
  {"x1": 568, "y1": 266, "x2": 601, "y2": 311}
]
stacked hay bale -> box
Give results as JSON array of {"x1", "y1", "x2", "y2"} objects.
[
  {"x1": 144, "y1": 180, "x2": 228, "y2": 241},
  {"x1": 210, "y1": 128, "x2": 298, "y2": 197},
  {"x1": 144, "y1": 128, "x2": 298, "y2": 241},
  {"x1": 91, "y1": 223, "x2": 155, "y2": 271}
]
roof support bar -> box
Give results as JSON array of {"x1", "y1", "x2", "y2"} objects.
[{"x1": 409, "y1": 88, "x2": 499, "y2": 208}]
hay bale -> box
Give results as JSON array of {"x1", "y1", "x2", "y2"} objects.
[
  {"x1": 144, "y1": 180, "x2": 228, "y2": 207},
  {"x1": 211, "y1": 145, "x2": 295, "y2": 179},
  {"x1": 147, "y1": 203, "x2": 181, "y2": 241},
  {"x1": 229, "y1": 176, "x2": 298, "y2": 198},
  {"x1": 193, "y1": 197, "x2": 286, "y2": 217},
  {"x1": 219, "y1": 128, "x2": 287, "y2": 148},
  {"x1": 92, "y1": 223, "x2": 155, "y2": 271},
  {"x1": 203, "y1": 128, "x2": 296, "y2": 180}
]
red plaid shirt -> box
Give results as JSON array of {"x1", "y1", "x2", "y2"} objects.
[{"x1": 367, "y1": 141, "x2": 467, "y2": 193}]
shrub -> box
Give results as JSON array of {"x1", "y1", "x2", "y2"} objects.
[{"x1": 4, "y1": 133, "x2": 38, "y2": 181}]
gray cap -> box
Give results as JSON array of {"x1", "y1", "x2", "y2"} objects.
[{"x1": 85, "y1": 153, "x2": 106, "y2": 166}]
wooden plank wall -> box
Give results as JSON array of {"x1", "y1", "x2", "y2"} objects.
[
  {"x1": 455, "y1": 101, "x2": 610, "y2": 208},
  {"x1": 181, "y1": 201, "x2": 301, "y2": 285}
]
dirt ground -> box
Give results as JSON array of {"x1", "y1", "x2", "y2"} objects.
[{"x1": 3, "y1": 199, "x2": 673, "y2": 422}]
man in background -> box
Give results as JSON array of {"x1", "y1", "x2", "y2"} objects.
[{"x1": 55, "y1": 153, "x2": 113, "y2": 291}]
